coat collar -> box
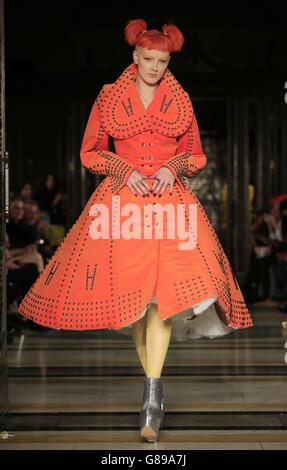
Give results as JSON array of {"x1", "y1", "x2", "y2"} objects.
[{"x1": 97, "y1": 62, "x2": 193, "y2": 139}]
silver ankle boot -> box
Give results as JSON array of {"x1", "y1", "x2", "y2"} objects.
[{"x1": 140, "y1": 376, "x2": 165, "y2": 442}]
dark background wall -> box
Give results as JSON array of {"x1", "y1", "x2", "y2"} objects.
[{"x1": 5, "y1": 0, "x2": 287, "y2": 188}]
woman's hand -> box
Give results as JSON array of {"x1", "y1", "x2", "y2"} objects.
[
  {"x1": 126, "y1": 169, "x2": 151, "y2": 197},
  {"x1": 148, "y1": 166, "x2": 175, "y2": 196},
  {"x1": 10, "y1": 256, "x2": 26, "y2": 268},
  {"x1": 52, "y1": 192, "x2": 63, "y2": 208},
  {"x1": 6, "y1": 259, "x2": 21, "y2": 270}
]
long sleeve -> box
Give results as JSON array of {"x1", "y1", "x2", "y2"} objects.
[
  {"x1": 161, "y1": 108, "x2": 207, "y2": 192},
  {"x1": 80, "y1": 92, "x2": 137, "y2": 194}
]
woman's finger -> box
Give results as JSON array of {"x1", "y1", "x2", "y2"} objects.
[
  {"x1": 133, "y1": 181, "x2": 147, "y2": 197},
  {"x1": 151, "y1": 178, "x2": 161, "y2": 191},
  {"x1": 126, "y1": 182, "x2": 139, "y2": 197},
  {"x1": 158, "y1": 181, "x2": 168, "y2": 196},
  {"x1": 153, "y1": 179, "x2": 165, "y2": 195},
  {"x1": 136, "y1": 180, "x2": 151, "y2": 196},
  {"x1": 141, "y1": 180, "x2": 152, "y2": 191}
]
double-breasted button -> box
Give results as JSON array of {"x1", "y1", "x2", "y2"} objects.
[
  {"x1": 149, "y1": 156, "x2": 154, "y2": 160},
  {"x1": 149, "y1": 142, "x2": 153, "y2": 146}
]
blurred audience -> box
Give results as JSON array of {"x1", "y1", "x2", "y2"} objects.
[
  {"x1": 18, "y1": 182, "x2": 35, "y2": 202},
  {"x1": 6, "y1": 199, "x2": 38, "y2": 248},
  {"x1": 6, "y1": 231, "x2": 47, "y2": 335},
  {"x1": 35, "y1": 172, "x2": 67, "y2": 226},
  {"x1": 243, "y1": 209, "x2": 272, "y2": 302},
  {"x1": 5, "y1": 173, "x2": 68, "y2": 338},
  {"x1": 23, "y1": 199, "x2": 55, "y2": 262},
  {"x1": 270, "y1": 199, "x2": 287, "y2": 312},
  {"x1": 243, "y1": 197, "x2": 287, "y2": 314}
]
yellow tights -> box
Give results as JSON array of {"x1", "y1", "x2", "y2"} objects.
[{"x1": 131, "y1": 302, "x2": 172, "y2": 378}]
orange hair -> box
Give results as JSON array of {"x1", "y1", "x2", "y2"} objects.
[{"x1": 124, "y1": 18, "x2": 184, "y2": 53}]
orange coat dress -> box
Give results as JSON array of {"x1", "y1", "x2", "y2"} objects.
[{"x1": 17, "y1": 62, "x2": 253, "y2": 340}]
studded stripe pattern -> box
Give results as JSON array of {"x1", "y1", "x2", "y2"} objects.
[
  {"x1": 80, "y1": 99, "x2": 136, "y2": 194},
  {"x1": 171, "y1": 184, "x2": 253, "y2": 329},
  {"x1": 162, "y1": 111, "x2": 207, "y2": 191},
  {"x1": 16, "y1": 61, "x2": 253, "y2": 337},
  {"x1": 97, "y1": 63, "x2": 193, "y2": 139}
]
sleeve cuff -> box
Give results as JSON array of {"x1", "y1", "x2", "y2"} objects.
[{"x1": 112, "y1": 165, "x2": 136, "y2": 195}]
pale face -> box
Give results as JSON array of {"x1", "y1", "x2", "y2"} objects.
[
  {"x1": 24, "y1": 203, "x2": 40, "y2": 224},
  {"x1": 10, "y1": 200, "x2": 25, "y2": 222},
  {"x1": 133, "y1": 46, "x2": 170, "y2": 86}
]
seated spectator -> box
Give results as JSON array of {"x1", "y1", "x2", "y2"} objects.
[
  {"x1": 6, "y1": 198, "x2": 39, "y2": 249},
  {"x1": 5, "y1": 232, "x2": 49, "y2": 333},
  {"x1": 6, "y1": 199, "x2": 44, "y2": 273},
  {"x1": 35, "y1": 172, "x2": 67, "y2": 226},
  {"x1": 243, "y1": 209, "x2": 273, "y2": 302},
  {"x1": 24, "y1": 200, "x2": 54, "y2": 262},
  {"x1": 18, "y1": 182, "x2": 35, "y2": 202},
  {"x1": 270, "y1": 199, "x2": 287, "y2": 312}
]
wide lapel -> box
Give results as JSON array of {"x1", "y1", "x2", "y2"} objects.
[
  {"x1": 98, "y1": 62, "x2": 193, "y2": 139},
  {"x1": 148, "y1": 70, "x2": 193, "y2": 136}
]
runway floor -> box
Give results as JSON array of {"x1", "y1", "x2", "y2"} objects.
[{"x1": 1, "y1": 299, "x2": 287, "y2": 450}]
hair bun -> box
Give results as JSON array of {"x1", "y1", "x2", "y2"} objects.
[
  {"x1": 162, "y1": 23, "x2": 184, "y2": 52},
  {"x1": 124, "y1": 18, "x2": 148, "y2": 46}
]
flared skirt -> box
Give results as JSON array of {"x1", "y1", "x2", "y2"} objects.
[{"x1": 17, "y1": 176, "x2": 253, "y2": 340}]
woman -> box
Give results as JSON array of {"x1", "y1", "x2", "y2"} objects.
[
  {"x1": 243, "y1": 210, "x2": 272, "y2": 302},
  {"x1": 18, "y1": 19, "x2": 253, "y2": 442},
  {"x1": 35, "y1": 172, "x2": 66, "y2": 226},
  {"x1": 18, "y1": 181, "x2": 34, "y2": 201},
  {"x1": 270, "y1": 199, "x2": 287, "y2": 311},
  {"x1": 6, "y1": 199, "x2": 44, "y2": 273}
]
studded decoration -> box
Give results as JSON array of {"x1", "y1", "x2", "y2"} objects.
[
  {"x1": 97, "y1": 62, "x2": 193, "y2": 138},
  {"x1": 162, "y1": 111, "x2": 208, "y2": 191},
  {"x1": 44, "y1": 260, "x2": 60, "y2": 285},
  {"x1": 80, "y1": 99, "x2": 137, "y2": 194},
  {"x1": 121, "y1": 97, "x2": 134, "y2": 117},
  {"x1": 171, "y1": 184, "x2": 253, "y2": 330},
  {"x1": 16, "y1": 61, "x2": 253, "y2": 339}
]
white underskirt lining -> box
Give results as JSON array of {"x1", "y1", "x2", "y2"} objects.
[{"x1": 115, "y1": 291, "x2": 235, "y2": 341}]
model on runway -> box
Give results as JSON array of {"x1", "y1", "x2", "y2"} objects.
[{"x1": 18, "y1": 18, "x2": 253, "y2": 443}]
